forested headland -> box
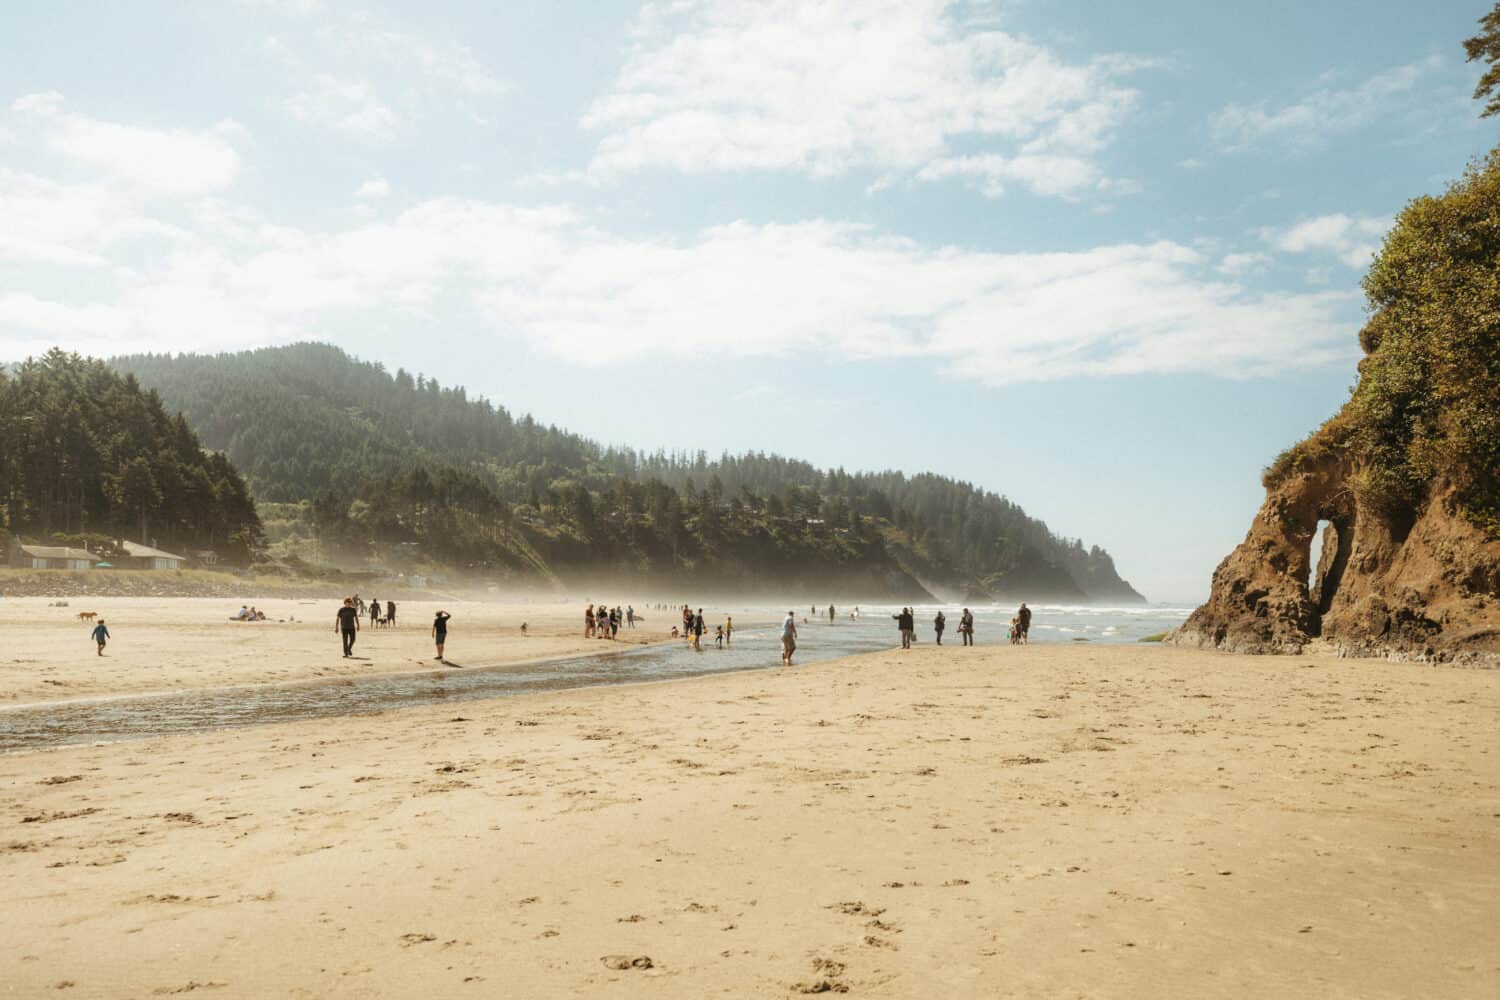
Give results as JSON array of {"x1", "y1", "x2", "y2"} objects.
[
  {"x1": 0, "y1": 351, "x2": 263, "y2": 563},
  {"x1": 109, "y1": 343, "x2": 1142, "y2": 602}
]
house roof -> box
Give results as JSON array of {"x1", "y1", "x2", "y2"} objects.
[
  {"x1": 120, "y1": 540, "x2": 186, "y2": 561},
  {"x1": 19, "y1": 545, "x2": 95, "y2": 561}
]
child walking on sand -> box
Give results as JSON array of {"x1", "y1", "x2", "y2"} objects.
[{"x1": 91, "y1": 619, "x2": 110, "y2": 656}]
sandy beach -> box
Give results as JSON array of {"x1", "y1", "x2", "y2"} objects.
[
  {"x1": 1, "y1": 635, "x2": 1496, "y2": 998},
  {"x1": 0, "y1": 598, "x2": 690, "y2": 706}
]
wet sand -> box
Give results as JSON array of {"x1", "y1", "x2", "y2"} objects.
[
  {"x1": 1, "y1": 643, "x2": 1496, "y2": 998},
  {"x1": 0, "y1": 597, "x2": 688, "y2": 705}
]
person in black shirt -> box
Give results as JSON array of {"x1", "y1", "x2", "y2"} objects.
[
  {"x1": 959, "y1": 608, "x2": 974, "y2": 646},
  {"x1": 933, "y1": 610, "x2": 946, "y2": 645},
  {"x1": 335, "y1": 598, "x2": 360, "y2": 657},
  {"x1": 386, "y1": 600, "x2": 396, "y2": 628},
  {"x1": 1017, "y1": 602, "x2": 1032, "y2": 644},
  {"x1": 432, "y1": 610, "x2": 451, "y2": 662},
  {"x1": 893, "y1": 607, "x2": 914, "y2": 649}
]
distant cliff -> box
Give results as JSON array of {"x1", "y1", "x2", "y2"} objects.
[{"x1": 1172, "y1": 152, "x2": 1500, "y2": 662}]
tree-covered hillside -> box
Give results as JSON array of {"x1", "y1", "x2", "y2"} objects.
[
  {"x1": 113, "y1": 344, "x2": 1142, "y2": 601},
  {"x1": 0, "y1": 350, "x2": 263, "y2": 563}
]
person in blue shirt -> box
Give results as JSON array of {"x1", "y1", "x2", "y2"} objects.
[{"x1": 91, "y1": 619, "x2": 110, "y2": 656}]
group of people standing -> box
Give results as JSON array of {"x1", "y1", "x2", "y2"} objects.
[
  {"x1": 889, "y1": 603, "x2": 1026, "y2": 648},
  {"x1": 351, "y1": 594, "x2": 396, "y2": 628},
  {"x1": 675, "y1": 605, "x2": 733, "y2": 650},
  {"x1": 584, "y1": 603, "x2": 634, "y2": 640}
]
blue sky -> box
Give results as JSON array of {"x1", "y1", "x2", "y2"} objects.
[{"x1": 1, "y1": 0, "x2": 1495, "y2": 601}]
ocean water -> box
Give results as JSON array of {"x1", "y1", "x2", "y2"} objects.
[{"x1": 713, "y1": 602, "x2": 1194, "y2": 646}]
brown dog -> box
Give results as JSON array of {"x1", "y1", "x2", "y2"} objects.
[{"x1": 77, "y1": 611, "x2": 98, "y2": 622}]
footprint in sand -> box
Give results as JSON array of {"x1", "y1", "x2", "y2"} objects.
[{"x1": 599, "y1": 955, "x2": 653, "y2": 970}]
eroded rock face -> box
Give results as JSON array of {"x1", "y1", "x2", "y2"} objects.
[{"x1": 1170, "y1": 456, "x2": 1500, "y2": 662}]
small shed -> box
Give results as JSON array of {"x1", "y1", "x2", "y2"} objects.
[
  {"x1": 120, "y1": 540, "x2": 187, "y2": 571},
  {"x1": 15, "y1": 545, "x2": 95, "y2": 570}
]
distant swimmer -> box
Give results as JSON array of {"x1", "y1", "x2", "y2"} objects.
[
  {"x1": 828, "y1": 604, "x2": 835, "y2": 623},
  {"x1": 91, "y1": 619, "x2": 110, "y2": 656},
  {"x1": 1017, "y1": 603, "x2": 1032, "y2": 644},
  {"x1": 781, "y1": 610, "x2": 798, "y2": 665},
  {"x1": 432, "y1": 610, "x2": 451, "y2": 662},
  {"x1": 959, "y1": 608, "x2": 974, "y2": 646},
  {"x1": 335, "y1": 597, "x2": 360, "y2": 657},
  {"x1": 934, "y1": 610, "x2": 946, "y2": 645}
]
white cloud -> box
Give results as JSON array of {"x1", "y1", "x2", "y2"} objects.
[
  {"x1": 1262, "y1": 213, "x2": 1391, "y2": 268},
  {"x1": 0, "y1": 292, "x2": 130, "y2": 339},
  {"x1": 354, "y1": 177, "x2": 392, "y2": 199},
  {"x1": 11, "y1": 92, "x2": 244, "y2": 196},
  {"x1": 1211, "y1": 57, "x2": 1440, "y2": 150},
  {"x1": 580, "y1": 0, "x2": 1144, "y2": 197},
  {"x1": 0, "y1": 168, "x2": 192, "y2": 269},
  {"x1": 1216, "y1": 251, "x2": 1271, "y2": 277},
  {"x1": 337, "y1": 19, "x2": 507, "y2": 98},
  {"x1": 917, "y1": 152, "x2": 1102, "y2": 198},
  {"x1": 256, "y1": 8, "x2": 506, "y2": 139},
  {"x1": 0, "y1": 183, "x2": 1358, "y2": 383},
  {"x1": 285, "y1": 74, "x2": 398, "y2": 139}
]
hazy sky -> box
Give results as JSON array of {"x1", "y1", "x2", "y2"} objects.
[{"x1": 1, "y1": 1, "x2": 1496, "y2": 601}]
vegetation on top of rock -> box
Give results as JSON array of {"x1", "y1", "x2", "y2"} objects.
[{"x1": 1262, "y1": 147, "x2": 1500, "y2": 535}]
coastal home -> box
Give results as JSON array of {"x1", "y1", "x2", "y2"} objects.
[
  {"x1": 12, "y1": 544, "x2": 95, "y2": 570},
  {"x1": 120, "y1": 540, "x2": 187, "y2": 571}
]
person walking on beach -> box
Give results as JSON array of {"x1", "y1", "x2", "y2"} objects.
[
  {"x1": 335, "y1": 597, "x2": 360, "y2": 657},
  {"x1": 610, "y1": 606, "x2": 621, "y2": 639},
  {"x1": 1017, "y1": 602, "x2": 1032, "y2": 644},
  {"x1": 585, "y1": 603, "x2": 595, "y2": 638},
  {"x1": 724, "y1": 615, "x2": 733, "y2": 646},
  {"x1": 432, "y1": 610, "x2": 451, "y2": 662},
  {"x1": 894, "y1": 607, "x2": 915, "y2": 649},
  {"x1": 959, "y1": 608, "x2": 974, "y2": 646},
  {"x1": 369, "y1": 597, "x2": 380, "y2": 628},
  {"x1": 781, "y1": 610, "x2": 798, "y2": 665},
  {"x1": 626, "y1": 605, "x2": 635, "y2": 628},
  {"x1": 386, "y1": 600, "x2": 396, "y2": 628},
  {"x1": 91, "y1": 619, "x2": 110, "y2": 656},
  {"x1": 828, "y1": 604, "x2": 835, "y2": 623},
  {"x1": 934, "y1": 610, "x2": 946, "y2": 645}
]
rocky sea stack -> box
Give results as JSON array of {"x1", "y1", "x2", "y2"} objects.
[{"x1": 1172, "y1": 151, "x2": 1500, "y2": 663}]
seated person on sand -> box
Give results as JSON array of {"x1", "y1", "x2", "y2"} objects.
[
  {"x1": 670, "y1": 626, "x2": 680, "y2": 638},
  {"x1": 231, "y1": 605, "x2": 250, "y2": 621}
]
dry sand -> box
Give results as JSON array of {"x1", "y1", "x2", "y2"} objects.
[
  {"x1": 0, "y1": 598, "x2": 693, "y2": 705},
  {"x1": 0, "y1": 638, "x2": 1496, "y2": 998}
]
